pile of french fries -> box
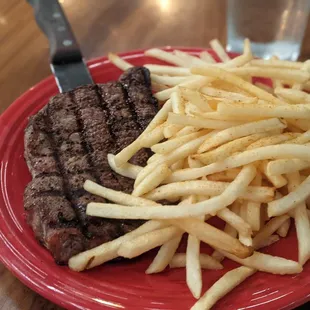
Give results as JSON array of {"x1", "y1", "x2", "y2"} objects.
[{"x1": 69, "y1": 39, "x2": 310, "y2": 309}]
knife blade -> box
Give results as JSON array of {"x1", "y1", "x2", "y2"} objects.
[{"x1": 27, "y1": 0, "x2": 93, "y2": 93}]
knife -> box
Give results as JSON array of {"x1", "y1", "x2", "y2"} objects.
[{"x1": 27, "y1": 0, "x2": 93, "y2": 93}]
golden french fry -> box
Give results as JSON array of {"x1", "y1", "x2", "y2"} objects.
[
  {"x1": 267, "y1": 159, "x2": 310, "y2": 176},
  {"x1": 146, "y1": 234, "x2": 183, "y2": 274},
  {"x1": 118, "y1": 226, "x2": 182, "y2": 259},
  {"x1": 259, "y1": 160, "x2": 287, "y2": 188},
  {"x1": 210, "y1": 39, "x2": 230, "y2": 62},
  {"x1": 191, "y1": 266, "x2": 256, "y2": 310},
  {"x1": 228, "y1": 67, "x2": 310, "y2": 83},
  {"x1": 191, "y1": 66, "x2": 288, "y2": 106},
  {"x1": 87, "y1": 165, "x2": 257, "y2": 219},
  {"x1": 171, "y1": 90, "x2": 185, "y2": 114},
  {"x1": 287, "y1": 172, "x2": 310, "y2": 265},
  {"x1": 144, "y1": 64, "x2": 191, "y2": 76},
  {"x1": 151, "y1": 74, "x2": 194, "y2": 86},
  {"x1": 170, "y1": 253, "x2": 223, "y2": 270},
  {"x1": 250, "y1": 59, "x2": 303, "y2": 69},
  {"x1": 217, "y1": 102, "x2": 310, "y2": 119},
  {"x1": 144, "y1": 180, "x2": 274, "y2": 203},
  {"x1": 186, "y1": 234, "x2": 202, "y2": 298},
  {"x1": 257, "y1": 235, "x2": 280, "y2": 248},
  {"x1": 246, "y1": 133, "x2": 297, "y2": 150},
  {"x1": 268, "y1": 175, "x2": 310, "y2": 217},
  {"x1": 220, "y1": 250, "x2": 302, "y2": 274},
  {"x1": 199, "y1": 51, "x2": 216, "y2": 63},
  {"x1": 174, "y1": 49, "x2": 209, "y2": 67},
  {"x1": 145, "y1": 48, "x2": 188, "y2": 67},
  {"x1": 200, "y1": 86, "x2": 253, "y2": 101},
  {"x1": 167, "y1": 112, "x2": 245, "y2": 129},
  {"x1": 172, "y1": 218, "x2": 253, "y2": 258},
  {"x1": 207, "y1": 169, "x2": 241, "y2": 182},
  {"x1": 84, "y1": 180, "x2": 159, "y2": 206},
  {"x1": 276, "y1": 218, "x2": 291, "y2": 237},
  {"x1": 132, "y1": 163, "x2": 171, "y2": 196},
  {"x1": 68, "y1": 220, "x2": 165, "y2": 271},
  {"x1": 151, "y1": 130, "x2": 208, "y2": 154},
  {"x1": 252, "y1": 215, "x2": 290, "y2": 249},
  {"x1": 198, "y1": 118, "x2": 286, "y2": 153},
  {"x1": 107, "y1": 154, "x2": 142, "y2": 179},
  {"x1": 108, "y1": 53, "x2": 133, "y2": 71},
  {"x1": 195, "y1": 133, "x2": 268, "y2": 165},
  {"x1": 167, "y1": 145, "x2": 310, "y2": 183}
]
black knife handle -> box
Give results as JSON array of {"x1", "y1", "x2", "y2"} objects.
[{"x1": 27, "y1": 0, "x2": 82, "y2": 65}]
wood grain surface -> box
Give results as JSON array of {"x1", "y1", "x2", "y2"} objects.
[{"x1": 0, "y1": 0, "x2": 309, "y2": 309}]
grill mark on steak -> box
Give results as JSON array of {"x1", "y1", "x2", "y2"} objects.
[
  {"x1": 24, "y1": 111, "x2": 87, "y2": 263},
  {"x1": 24, "y1": 67, "x2": 159, "y2": 264}
]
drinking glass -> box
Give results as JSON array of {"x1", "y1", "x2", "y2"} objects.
[{"x1": 226, "y1": 0, "x2": 310, "y2": 60}]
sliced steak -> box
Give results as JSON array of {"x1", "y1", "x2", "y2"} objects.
[{"x1": 24, "y1": 67, "x2": 158, "y2": 264}]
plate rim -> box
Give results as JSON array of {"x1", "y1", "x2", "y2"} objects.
[{"x1": 0, "y1": 47, "x2": 309, "y2": 310}]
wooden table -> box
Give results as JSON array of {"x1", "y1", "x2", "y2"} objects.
[{"x1": 0, "y1": 1, "x2": 309, "y2": 309}]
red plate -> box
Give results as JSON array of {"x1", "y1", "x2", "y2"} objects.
[{"x1": 0, "y1": 48, "x2": 309, "y2": 310}]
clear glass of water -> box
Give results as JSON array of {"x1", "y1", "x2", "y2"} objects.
[{"x1": 226, "y1": 0, "x2": 310, "y2": 60}]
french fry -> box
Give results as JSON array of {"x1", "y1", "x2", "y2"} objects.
[
  {"x1": 287, "y1": 172, "x2": 310, "y2": 265},
  {"x1": 146, "y1": 234, "x2": 182, "y2": 274},
  {"x1": 220, "y1": 250, "x2": 302, "y2": 274},
  {"x1": 175, "y1": 126, "x2": 200, "y2": 137},
  {"x1": 276, "y1": 218, "x2": 291, "y2": 237},
  {"x1": 246, "y1": 133, "x2": 296, "y2": 150},
  {"x1": 217, "y1": 102, "x2": 310, "y2": 119},
  {"x1": 198, "y1": 118, "x2": 286, "y2": 153},
  {"x1": 267, "y1": 159, "x2": 310, "y2": 176},
  {"x1": 207, "y1": 168, "x2": 241, "y2": 182},
  {"x1": 246, "y1": 173, "x2": 262, "y2": 231},
  {"x1": 259, "y1": 160, "x2": 287, "y2": 188},
  {"x1": 167, "y1": 145, "x2": 310, "y2": 183},
  {"x1": 249, "y1": 59, "x2": 303, "y2": 69},
  {"x1": 199, "y1": 51, "x2": 216, "y2": 63},
  {"x1": 211, "y1": 223, "x2": 237, "y2": 262},
  {"x1": 167, "y1": 113, "x2": 245, "y2": 129},
  {"x1": 171, "y1": 90, "x2": 185, "y2": 114},
  {"x1": 145, "y1": 196, "x2": 195, "y2": 274},
  {"x1": 228, "y1": 67, "x2": 310, "y2": 83},
  {"x1": 118, "y1": 226, "x2": 182, "y2": 259},
  {"x1": 145, "y1": 48, "x2": 188, "y2": 67},
  {"x1": 172, "y1": 218, "x2": 253, "y2": 258},
  {"x1": 163, "y1": 124, "x2": 182, "y2": 138},
  {"x1": 151, "y1": 130, "x2": 208, "y2": 154},
  {"x1": 191, "y1": 266, "x2": 256, "y2": 310},
  {"x1": 132, "y1": 163, "x2": 171, "y2": 196},
  {"x1": 195, "y1": 133, "x2": 268, "y2": 165},
  {"x1": 84, "y1": 180, "x2": 159, "y2": 206},
  {"x1": 170, "y1": 159, "x2": 185, "y2": 171},
  {"x1": 200, "y1": 86, "x2": 253, "y2": 101},
  {"x1": 258, "y1": 235, "x2": 280, "y2": 248},
  {"x1": 210, "y1": 39, "x2": 230, "y2": 62},
  {"x1": 268, "y1": 175, "x2": 310, "y2": 217},
  {"x1": 107, "y1": 154, "x2": 142, "y2": 179},
  {"x1": 174, "y1": 49, "x2": 209, "y2": 67},
  {"x1": 144, "y1": 64, "x2": 191, "y2": 76},
  {"x1": 186, "y1": 234, "x2": 202, "y2": 298},
  {"x1": 170, "y1": 253, "x2": 223, "y2": 270},
  {"x1": 191, "y1": 66, "x2": 288, "y2": 106},
  {"x1": 275, "y1": 87, "x2": 310, "y2": 104},
  {"x1": 68, "y1": 220, "x2": 165, "y2": 271},
  {"x1": 144, "y1": 180, "x2": 274, "y2": 203},
  {"x1": 87, "y1": 165, "x2": 257, "y2": 220},
  {"x1": 113, "y1": 103, "x2": 169, "y2": 166},
  {"x1": 217, "y1": 208, "x2": 252, "y2": 246},
  {"x1": 187, "y1": 156, "x2": 203, "y2": 168},
  {"x1": 252, "y1": 215, "x2": 290, "y2": 249},
  {"x1": 108, "y1": 53, "x2": 133, "y2": 71},
  {"x1": 180, "y1": 87, "x2": 213, "y2": 112},
  {"x1": 151, "y1": 74, "x2": 193, "y2": 86}
]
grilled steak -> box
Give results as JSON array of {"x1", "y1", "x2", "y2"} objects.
[{"x1": 24, "y1": 67, "x2": 158, "y2": 264}]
